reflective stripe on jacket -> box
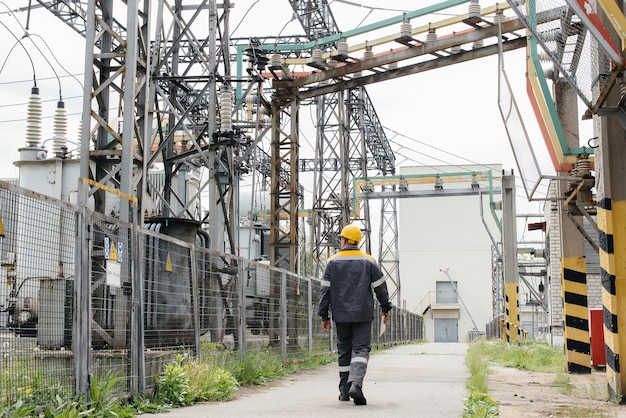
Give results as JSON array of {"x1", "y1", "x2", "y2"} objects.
[{"x1": 318, "y1": 244, "x2": 392, "y2": 322}]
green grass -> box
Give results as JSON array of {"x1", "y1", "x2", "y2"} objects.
[
  {"x1": 463, "y1": 339, "x2": 571, "y2": 417},
  {"x1": 477, "y1": 340, "x2": 563, "y2": 372},
  {"x1": 463, "y1": 340, "x2": 498, "y2": 417}
]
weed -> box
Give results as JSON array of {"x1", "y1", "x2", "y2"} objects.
[
  {"x1": 555, "y1": 372, "x2": 574, "y2": 395},
  {"x1": 463, "y1": 387, "x2": 499, "y2": 418},
  {"x1": 231, "y1": 350, "x2": 285, "y2": 385},
  {"x1": 185, "y1": 361, "x2": 239, "y2": 402},
  {"x1": 153, "y1": 354, "x2": 193, "y2": 407},
  {"x1": 463, "y1": 341, "x2": 499, "y2": 417}
]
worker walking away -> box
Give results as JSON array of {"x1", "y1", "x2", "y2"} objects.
[{"x1": 318, "y1": 224, "x2": 392, "y2": 405}]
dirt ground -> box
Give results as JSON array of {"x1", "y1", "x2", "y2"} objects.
[{"x1": 489, "y1": 365, "x2": 626, "y2": 417}]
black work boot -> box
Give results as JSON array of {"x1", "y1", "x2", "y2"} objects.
[
  {"x1": 348, "y1": 382, "x2": 367, "y2": 405},
  {"x1": 338, "y1": 389, "x2": 350, "y2": 402},
  {"x1": 338, "y1": 372, "x2": 350, "y2": 401}
]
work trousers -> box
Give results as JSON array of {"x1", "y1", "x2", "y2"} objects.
[{"x1": 336, "y1": 321, "x2": 372, "y2": 391}]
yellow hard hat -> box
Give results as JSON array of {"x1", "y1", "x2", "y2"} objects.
[{"x1": 339, "y1": 224, "x2": 361, "y2": 244}]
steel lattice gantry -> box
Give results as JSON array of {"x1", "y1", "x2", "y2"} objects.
[
  {"x1": 287, "y1": 0, "x2": 396, "y2": 279},
  {"x1": 37, "y1": 0, "x2": 241, "y2": 394},
  {"x1": 37, "y1": 0, "x2": 240, "y2": 237}
]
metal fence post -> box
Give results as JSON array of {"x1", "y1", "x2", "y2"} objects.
[
  {"x1": 75, "y1": 180, "x2": 91, "y2": 398},
  {"x1": 130, "y1": 223, "x2": 146, "y2": 394},
  {"x1": 190, "y1": 248, "x2": 200, "y2": 359},
  {"x1": 280, "y1": 271, "x2": 287, "y2": 364},
  {"x1": 239, "y1": 260, "x2": 247, "y2": 361},
  {"x1": 307, "y1": 277, "x2": 312, "y2": 352}
]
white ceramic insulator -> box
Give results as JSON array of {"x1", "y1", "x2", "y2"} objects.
[
  {"x1": 25, "y1": 87, "x2": 42, "y2": 147},
  {"x1": 220, "y1": 87, "x2": 233, "y2": 131},
  {"x1": 312, "y1": 48, "x2": 323, "y2": 60},
  {"x1": 245, "y1": 94, "x2": 257, "y2": 105},
  {"x1": 538, "y1": 51, "x2": 551, "y2": 62},
  {"x1": 543, "y1": 66, "x2": 555, "y2": 80},
  {"x1": 473, "y1": 39, "x2": 483, "y2": 49},
  {"x1": 494, "y1": 11, "x2": 505, "y2": 24},
  {"x1": 426, "y1": 29, "x2": 437, "y2": 43},
  {"x1": 450, "y1": 45, "x2": 461, "y2": 54},
  {"x1": 271, "y1": 53, "x2": 282, "y2": 67},
  {"x1": 327, "y1": 59, "x2": 338, "y2": 68},
  {"x1": 75, "y1": 120, "x2": 82, "y2": 158},
  {"x1": 387, "y1": 61, "x2": 397, "y2": 70},
  {"x1": 364, "y1": 46, "x2": 373, "y2": 60},
  {"x1": 52, "y1": 101, "x2": 68, "y2": 157},
  {"x1": 262, "y1": 115, "x2": 271, "y2": 126},
  {"x1": 400, "y1": 22, "x2": 412, "y2": 38},
  {"x1": 543, "y1": 29, "x2": 560, "y2": 42},
  {"x1": 468, "y1": 1, "x2": 481, "y2": 18},
  {"x1": 576, "y1": 157, "x2": 591, "y2": 174},
  {"x1": 337, "y1": 40, "x2": 348, "y2": 56}
]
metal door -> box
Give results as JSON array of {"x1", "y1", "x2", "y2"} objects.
[{"x1": 434, "y1": 318, "x2": 458, "y2": 342}]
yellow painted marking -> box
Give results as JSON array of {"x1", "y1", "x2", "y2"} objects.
[
  {"x1": 165, "y1": 253, "x2": 173, "y2": 272},
  {"x1": 82, "y1": 178, "x2": 138, "y2": 205}
]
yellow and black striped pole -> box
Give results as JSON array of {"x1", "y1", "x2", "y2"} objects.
[
  {"x1": 504, "y1": 283, "x2": 519, "y2": 343},
  {"x1": 561, "y1": 256, "x2": 590, "y2": 373},
  {"x1": 598, "y1": 197, "x2": 623, "y2": 400},
  {"x1": 594, "y1": 9, "x2": 626, "y2": 402}
]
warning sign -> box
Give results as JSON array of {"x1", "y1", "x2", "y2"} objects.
[
  {"x1": 165, "y1": 253, "x2": 173, "y2": 272},
  {"x1": 109, "y1": 241, "x2": 118, "y2": 261}
]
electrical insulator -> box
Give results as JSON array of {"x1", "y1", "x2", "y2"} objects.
[
  {"x1": 468, "y1": 0, "x2": 481, "y2": 18},
  {"x1": 400, "y1": 21, "x2": 412, "y2": 38},
  {"x1": 52, "y1": 101, "x2": 68, "y2": 157},
  {"x1": 270, "y1": 53, "x2": 282, "y2": 68},
  {"x1": 364, "y1": 45, "x2": 373, "y2": 60},
  {"x1": 220, "y1": 86, "x2": 233, "y2": 132},
  {"x1": 494, "y1": 10, "x2": 505, "y2": 25},
  {"x1": 75, "y1": 119, "x2": 82, "y2": 158},
  {"x1": 26, "y1": 86, "x2": 42, "y2": 147},
  {"x1": 337, "y1": 39, "x2": 348, "y2": 56},
  {"x1": 426, "y1": 28, "x2": 437, "y2": 43}
]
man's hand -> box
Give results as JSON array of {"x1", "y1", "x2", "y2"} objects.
[
  {"x1": 322, "y1": 319, "x2": 331, "y2": 333},
  {"x1": 382, "y1": 311, "x2": 390, "y2": 325}
]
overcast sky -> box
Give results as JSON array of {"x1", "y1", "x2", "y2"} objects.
[{"x1": 0, "y1": 1, "x2": 596, "y2": 244}]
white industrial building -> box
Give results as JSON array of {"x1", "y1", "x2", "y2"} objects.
[{"x1": 398, "y1": 164, "x2": 502, "y2": 343}]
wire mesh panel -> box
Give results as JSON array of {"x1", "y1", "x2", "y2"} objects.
[
  {"x1": 0, "y1": 182, "x2": 76, "y2": 404},
  {"x1": 141, "y1": 219, "x2": 204, "y2": 392},
  {"x1": 310, "y1": 278, "x2": 332, "y2": 353},
  {"x1": 507, "y1": 0, "x2": 623, "y2": 112},
  {"x1": 90, "y1": 212, "x2": 133, "y2": 394},
  {"x1": 195, "y1": 249, "x2": 238, "y2": 349},
  {"x1": 284, "y1": 272, "x2": 310, "y2": 362}
]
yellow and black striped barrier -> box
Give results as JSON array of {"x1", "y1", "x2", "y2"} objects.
[
  {"x1": 504, "y1": 283, "x2": 520, "y2": 343},
  {"x1": 598, "y1": 197, "x2": 623, "y2": 400},
  {"x1": 562, "y1": 256, "x2": 590, "y2": 373},
  {"x1": 499, "y1": 318, "x2": 527, "y2": 342}
]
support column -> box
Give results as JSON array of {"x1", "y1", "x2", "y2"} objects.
[
  {"x1": 597, "y1": 111, "x2": 626, "y2": 401},
  {"x1": 555, "y1": 78, "x2": 590, "y2": 373},
  {"x1": 502, "y1": 172, "x2": 520, "y2": 342}
]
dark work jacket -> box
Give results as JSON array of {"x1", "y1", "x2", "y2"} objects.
[{"x1": 318, "y1": 244, "x2": 392, "y2": 323}]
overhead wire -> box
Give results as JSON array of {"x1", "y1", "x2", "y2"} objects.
[{"x1": 384, "y1": 125, "x2": 551, "y2": 200}]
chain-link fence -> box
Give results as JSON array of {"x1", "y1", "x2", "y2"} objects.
[{"x1": 0, "y1": 180, "x2": 423, "y2": 402}]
